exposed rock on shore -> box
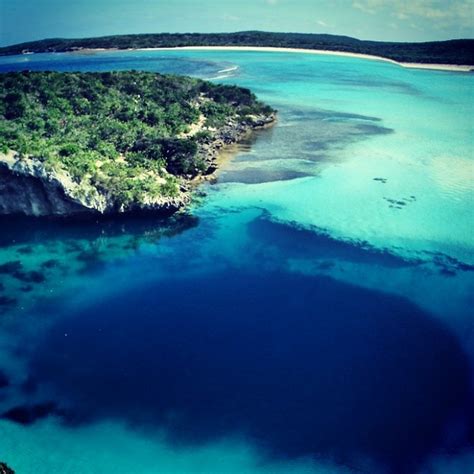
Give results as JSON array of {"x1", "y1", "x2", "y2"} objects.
[
  {"x1": 0, "y1": 151, "x2": 189, "y2": 217},
  {"x1": 0, "y1": 462, "x2": 14, "y2": 474},
  {"x1": 196, "y1": 113, "x2": 276, "y2": 175},
  {"x1": 0, "y1": 113, "x2": 275, "y2": 217},
  {"x1": 0, "y1": 71, "x2": 276, "y2": 217}
]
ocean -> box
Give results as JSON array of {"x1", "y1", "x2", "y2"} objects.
[{"x1": 0, "y1": 49, "x2": 473, "y2": 473}]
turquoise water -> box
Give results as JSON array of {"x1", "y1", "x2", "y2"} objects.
[{"x1": 0, "y1": 50, "x2": 473, "y2": 473}]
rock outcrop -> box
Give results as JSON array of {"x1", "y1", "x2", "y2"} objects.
[
  {"x1": 0, "y1": 462, "x2": 14, "y2": 474},
  {"x1": 197, "y1": 113, "x2": 276, "y2": 175},
  {"x1": 0, "y1": 112, "x2": 275, "y2": 218},
  {"x1": 0, "y1": 152, "x2": 189, "y2": 217}
]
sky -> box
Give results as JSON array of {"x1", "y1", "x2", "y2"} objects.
[{"x1": 0, "y1": 0, "x2": 473, "y2": 46}]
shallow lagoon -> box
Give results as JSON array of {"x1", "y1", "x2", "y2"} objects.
[{"x1": 0, "y1": 50, "x2": 473, "y2": 473}]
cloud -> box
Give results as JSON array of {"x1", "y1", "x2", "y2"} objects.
[
  {"x1": 352, "y1": 0, "x2": 385, "y2": 15},
  {"x1": 317, "y1": 20, "x2": 329, "y2": 27},
  {"x1": 352, "y1": 0, "x2": 473, "y2": 28},
  {"x1": 223, "y1": 14, "x2": 240, "y2": 21}
]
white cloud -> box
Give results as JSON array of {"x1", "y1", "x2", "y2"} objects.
[
  {"x1": 394, "y1": 12, "x2": 409, "y2": 20},
  {"x1": 223, "y1": 14, "x2": 240, "y2": 22},
  {"x1": 352, "y1": 0, "x2": 385, "y2": 15},
  {"x1": 409, "y1": 22, "x2": 423, "y2": 31},
  {"x1": 352, "y1": 0, "x2": 473, "y2": 28},
  {"x1": 317, "y1": 20, "x2": 329, "y2": 27}
]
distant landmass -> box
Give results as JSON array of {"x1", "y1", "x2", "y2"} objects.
[{"x1": 1, "y1": 31, "x2": 473, "y2": 65}]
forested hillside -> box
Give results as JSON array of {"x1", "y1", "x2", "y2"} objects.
[
  {"x1": 1, "y1": 31, "x2": 473, "y2": 65},
  {"x1": 0, "y1": 71, "x2": 274, "y2": 215}
]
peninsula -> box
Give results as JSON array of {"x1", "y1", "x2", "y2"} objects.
[
  {"x1": 1, "y1": 32, "x2": 473, "y2": 67},
  {"x1": 0, "y1": 71, "x2": 275, "y2": 217}
]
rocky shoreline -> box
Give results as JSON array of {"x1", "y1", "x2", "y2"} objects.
[
  {"x1": 0, "y1": 112, "x2": 276, "y2": 218},
  {"x1": 0, "y1": 151, "x2": 190, "y2": 218},
  {"x1": 196, "y1": 112, "x2": 276, "y2": 176},
  {"x1": 0, "y1": 462, "x2": 14, "y2": 474}
]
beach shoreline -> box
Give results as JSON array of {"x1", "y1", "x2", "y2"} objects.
[
  {"x1": 122, "y1": 46, "x2": 473, "y2": 72},
  {"x1": 24, "y1": 45, "x2": 473, "y2": 72}
]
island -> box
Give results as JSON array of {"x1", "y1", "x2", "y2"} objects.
[
  {"x1": 1, "y1": 31, "x2": 473, "y2": 66},
  {"x1": 0, "y1": 71, "x2": 275, "y2": 217}
]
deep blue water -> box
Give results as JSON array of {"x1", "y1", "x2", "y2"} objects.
[{"x1": 0, "y1": 50, "x2": 473, "y2": 474}]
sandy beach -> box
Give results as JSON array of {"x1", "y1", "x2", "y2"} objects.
[
  {"x1": 130, "y1": 46, "x2": 473, "y2": 72},
  {"x1": 397, "y1": 62, "x2": 473, "y2": 72}
]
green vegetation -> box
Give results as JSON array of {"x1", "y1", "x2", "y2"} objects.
[
  {"x1": 0, "y1": 71, "x2": 273, "y2": 207},
  {"x1": 1, "y1": 31, "x2": 473, "y2": 65}
]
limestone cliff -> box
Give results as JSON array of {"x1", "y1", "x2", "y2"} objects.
[
  {"x1": 0, "y1": 151, "x2": 188, "y2": 217},
  {"x1": 0, "y1": 113, "x2": 275, "y2": 217}
]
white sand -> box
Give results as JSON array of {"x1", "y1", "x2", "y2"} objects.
[
  {"x1": 129, "y1": 46, "x2": 473, "y2": 72},
  {"x1": 397, "y1": 62, "x2": 473, "y2": 72}
]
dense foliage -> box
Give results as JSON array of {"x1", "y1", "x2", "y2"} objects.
[
  {"x1": 1, "y1": 31, "x2": 473, "y2": 65},
  {"x1": 0, "y1": 71, "x2": 273, "y2": 205}
]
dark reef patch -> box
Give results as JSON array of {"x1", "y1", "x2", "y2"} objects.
[
  {"x1": 219, "y1": 167, "x2": 310, "y2": 184},
  {"x1": 249, "y1": 216, "x2": 474, "y2": 277},
  {"x1": 428, "y1": 252, "x2": 474, "y2": 275},
  {"x1": 28, "y1": 264, "x2": 471, "y2": 473},
  {"x1": 76, "y1": 248, "x2": 105, "y2": 274},
  {"x1": 0, "y1": 261, "x2": 22, "y2": 274},
  {"x1": 0, "y1": 296, "x2": 17, "y2": 308},
  {"x1": 248, "y1": 216, "x2": 418, "y2": 268},
  {"x1": 299, "y1": 108, "x2": 394, "y2": 155},
  {"x1": 0, "y1": 214, "x2": 200, "y2": 315},
  {"x1": 351, "y1": 122, "x2": 393, "y2": 135},
  {"x1": 16, "y1": 246, "x2": 33, "y2": 255},
  {"x1": 0, "y1": 370, "x2": 9, "y2": 389},
  {"x1": 1, "y1": 402, "x2": 57, "y2": 425},
  {"x1": 384, "y1": 196, "x2": 417, "y2": 210},
  {"x1": 41, "y1": 259, "x2": 59, "y2": 269},
  {"x1": 331, "y1": 75, "x2": 421, "y2": 96},
  {"x1": 12, "y1": 270, "x2": 46, "y2": 284},
  {"x1": 228, "y1": 107, "x2": 393, "y2": 169},
  {"x1": 0, "y1": 213, "x2": 199, "y2": 248}
]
